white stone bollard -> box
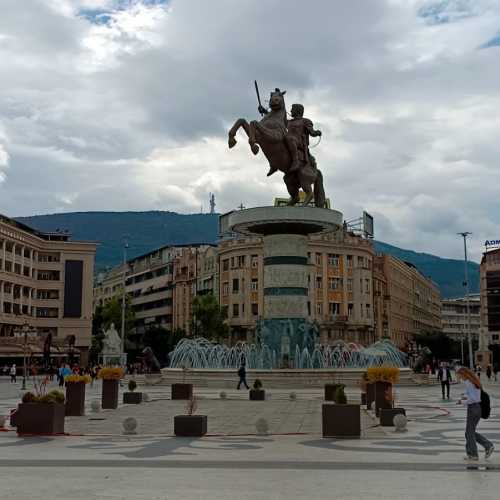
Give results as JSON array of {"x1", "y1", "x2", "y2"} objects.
[
  {"x1": 122, "y1": 417, "x2": 138, "y2": 435},
  {"x1": 219, "y1": 391, "x2": 227, "y2": 399},
  {"x1": 393, "y1": 414, "x2": 407, "y2": 432},
  {"x1": 90, "y1": 400, "x2": 101, "y2": 413},
  {"x1": 255, "y1": 418, "x2": 269, "y2": 436},
  {"x1": 142, "y1": 393, "x2": 150, "y2": 402}
]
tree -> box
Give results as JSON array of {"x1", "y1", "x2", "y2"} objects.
[
  {"x1": 142, "y1": 327, "x2": 186, "y2": 366},
  {"x1": 414, "y1": 332, "x2": 461, "y2": 362},
  {"x1": 192, "y1": 294, "x2": 229, "y2": 341}
]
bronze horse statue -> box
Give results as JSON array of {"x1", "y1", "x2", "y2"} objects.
[{"x1": 228, "y1": 88, "x2": 326, "y2": 207}]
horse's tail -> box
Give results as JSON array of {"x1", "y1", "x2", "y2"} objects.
[{"x1": 314, "y1": 169, "x2": 326, "y2": 208}]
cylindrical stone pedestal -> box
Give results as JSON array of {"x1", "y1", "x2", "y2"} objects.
[{"x1": 263, "y1": 234, "x2": 309, "y2": 319}]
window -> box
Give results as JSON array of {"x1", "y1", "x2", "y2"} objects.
[
  {"x1": 365, "y1": 279, "x2": 370, "y2": 294},
  {"x1": 347, "y1": 255, "x2": 353, "y2": 268},
  {"x1": 251, "y1": 303, "x2": 258, "y2": 316},
  {"x1": 222, "y1": 259, "x2": 229, "y2": 271},
  {"x1": 316, "y1": 277, "x2": 323, "y2": 289},
  {"x1": 357, "y1": 256, "x2": 364, "y2": 267},
  {"x1": 348, "y1": 303, "x2": 354, "y2": 316},
  {"x1": 328, "y1": 254, "x2": 340, "y2": 267},
  {"x1": 329, "y1": 302, "x2": 341, "y2": 315},
  {"x1": 328, "y1": 278, "x2": 343, "y2": 290},
  {"x1": 232, "y1": 303, "x2": 239, "y2": 317},
  {"x1": 222, "y1": 282, "x2": 229, "y2": 296},
  {"x1": 315, "y1": 253, "x2": 322, "y2": 265},
  {"x1": 366, "y1": 304, "x2": 371, "y2": 318},
  {"x1": 251, "y1": 279, "x2": 258, "y2": 291},
  {"x1": 347, "y1": 279, "x2": 353, "y2": 292},
  {"x1": 237, "y1": 255, "x2": 246, "y2": 268},
  {"x1": 232, "y1": 278, "x2": 239, "y2": 293},
  {"x1": 251, "y1": 255, "x2": 259, "y2": 268},
  {"x1": 316, "y1": 302, "x2": 323, "y2": 315}
]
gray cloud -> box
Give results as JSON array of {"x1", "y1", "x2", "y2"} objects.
[{"x1": 1, "y1": 0, "x2": 500, "y2": 261}]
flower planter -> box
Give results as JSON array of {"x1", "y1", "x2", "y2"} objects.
[
  {"x1": 123, "y1": 392, "x2": 143, "y2": 404},
  {"x1": 322, "y1": 403, "x2": 361, "y2": 438},
  {"x1": 374, "y1": 381, "x2": 393, "y2": 417},
  {"x1": 366, "y1": 383, "x2": 375, "y2": 410},
  {"x1": 65, "y1": 382, "x2": 86, "y2": 416},
  {"x1": 102, "y1": 379, "x2": 119, "y2": 409},
  {"x1": 380, "y1": 407, "x2": 406, "y2": 427},
  {"x1": 16, "y1": 403, "x2": 65, "y2": 435},
  {"x1": 249, "y1": 389, "x2": 265, "y2": 401},
  {"x1": 174, "y1": 415, "x2": 207, "y2": 437},
  {"x1": 171, "y1": 383, "x2": 193, "y2": 400},
  {"x1": 324, "y1": 384, "x2": 342, "y2": 401}
]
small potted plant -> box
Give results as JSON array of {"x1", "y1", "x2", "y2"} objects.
[
  {"x1": 366, "y1": 367, "x2": 400, "y2": 416},
  {"x1": 171, "y1": 366, "x2": 193, "y2": 400},
  {"x1": 249, "y1": 379, "x2": 265, "y2": 401},
  {"x1": 174, "y1": 396, "x2": 207, "y2": 437},
  {"x1": 322, "y1": 384, "x2": 361, "y2": 438},
  {"x1": 15, "y1": 378, "x2": 66, "y2": 435},
  {"x1": 123, "y1": 379, "x2": 143, "y2": 404},
  {"x1": 379, "y1": 387, "x2": 406, "y2": 426},
  {"x1": 65, "y1": 374, "x2": 92, "y2": 416},
  {"x1": 98, "y1": 367, "x2": 124, "y2": 409},
  {"x1": 324, "y1": 382, "x2": 342, "y2": 401}
]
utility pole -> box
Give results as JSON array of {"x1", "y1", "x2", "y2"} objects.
[
  {"x1": 458, "y1": 232, "x2": 473, "y2": 368},
  {"x1": 121, "y1": 237, "x2": 129, "y2": 366}
]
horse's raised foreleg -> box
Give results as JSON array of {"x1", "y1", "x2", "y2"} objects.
[{"x1": 228, "y1": 119, "x2": 250, "y2": 149}]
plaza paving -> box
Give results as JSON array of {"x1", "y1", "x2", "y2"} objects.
[{"x1": 0, "y1": 377, "x2": 499, "y2": 499}]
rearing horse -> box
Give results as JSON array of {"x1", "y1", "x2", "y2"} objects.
[{"x1": 228, "y1": 88, "x2": 326, "y2": 208}]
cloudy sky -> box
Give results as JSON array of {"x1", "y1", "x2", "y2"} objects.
[{"x1": 1, "y1": 0, "x2": 500, "y2": 261}]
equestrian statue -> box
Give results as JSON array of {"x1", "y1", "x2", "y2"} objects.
[{"x1": 228, "y1": 83, "x2": 326, "y2": 207}]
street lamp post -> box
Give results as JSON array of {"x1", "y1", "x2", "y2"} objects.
[
  {"x1": 458, "y1": 232, "x2": 474, "y2": 368},
  {"x1": 20, "y1": 321, "x2": 30, "y2": 391},
  {"x1": 120, "y1": 237, "x2": 129, "y2": 366}
]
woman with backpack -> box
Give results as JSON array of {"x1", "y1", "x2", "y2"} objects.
[{"x1": 457, "y1": 367, "x2": 494, "y2": 461}]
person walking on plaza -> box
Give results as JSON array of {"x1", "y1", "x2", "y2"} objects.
[
  {"x1": 9, "y1": 364, "x2": 16, "y2": 383},
  {"x1": 437, "y1": 362, "x2": 452, "y2": 399},
  {"x1": 486, "y1": 365, "x2": 492, "y2": 382},
  {"x1": 457, "y1": 367, "x2": 494, "y2": 461},
  {"x1": 237, "y1": 362, "x2": 249, "y2": 390},
  {"x1": 476, "y1": 364, "x2": 482, "y2": 379}
]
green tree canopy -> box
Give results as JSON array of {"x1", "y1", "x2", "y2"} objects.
[{"x1": 192, "y1": 294, "x2": 229, "y2": 341}]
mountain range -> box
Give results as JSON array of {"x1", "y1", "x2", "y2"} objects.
[{"x1": 16, "y1": 211, "x2": 480, "y2": 299}]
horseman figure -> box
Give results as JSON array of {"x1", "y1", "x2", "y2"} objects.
[{"x1": 228, "y1": 85, "x2": 326, "y2": 208}]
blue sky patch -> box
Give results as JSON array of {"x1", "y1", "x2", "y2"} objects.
[
  {"x1": 480, "y1": 33, "x2": 500, "y2": 49},
  {"x1": 78, "y1": 0, "x2": 169, "y2": 25},
  {"x1": 418, "y1": 0, "x2": 478, "y2": 25}
]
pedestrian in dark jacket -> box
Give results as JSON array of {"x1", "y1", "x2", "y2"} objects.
[
  {"x1": 237, "y1": 363, "x2": 249, "y2": 390},
  {"x1": 437, "y1": 362, "x2": 452, "y2": 399}
]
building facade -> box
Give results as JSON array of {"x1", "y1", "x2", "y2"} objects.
[
  {"x1": 441, "y1": 295, "x2": 481, "y2": 341},
  {"x1": 0, "y1": 214, "x2": 97, "y2": 363},
  {"x1": 373, "y1": 254, "x2": 441, "y2": 348}
]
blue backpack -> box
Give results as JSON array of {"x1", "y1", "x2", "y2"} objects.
[{"x1": 481, "y1": 390, "x2": 491, "y2": 419}]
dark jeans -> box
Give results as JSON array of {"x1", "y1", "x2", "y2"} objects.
[
  {"x1": 10, "y1": 375, "x2": 16, "y2": 383},
  {"x1": 441, "y1": 380, "x2": 450, "y2": 398},
  {"x1": 237, "y1": 376, "x2": 249, "y2": 390},
  {"x1": 465, "y1": 403, "x2": 492, "y2": 457}
]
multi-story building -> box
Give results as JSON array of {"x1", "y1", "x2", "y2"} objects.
[
  {"x1": 479, "y1": 249, "x2": 500, "y2": 364},
  {"x1": 373, "y1": 254, "x2": 441, "y2": 348},
  {"x1": 441, "y1": 295, "x2": 481, "y2": 341},
  {"x1": 0, "y1": 214, "x2": 97, "y2": 364},
  {"x1": 218, "y1": 229, "x2": 375, "y2": 344},
  {"x1": 94, "y1": 244, "x2": 217, "y2": 336}
]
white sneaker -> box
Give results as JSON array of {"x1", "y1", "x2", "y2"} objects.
[
  {"x1": 485, "y1": 446, "x2": 494, "y2": 459},
  {"x1": 464, "y1": 455, "x2": 479, "y2": 461}
]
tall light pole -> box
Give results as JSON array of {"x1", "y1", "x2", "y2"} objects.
[
  {"x1": 458, "y1": 232, "x2": 473, "y2": 368},
  {"x1": 120, "y1": 237, "x2": 129, "y2": 366}
]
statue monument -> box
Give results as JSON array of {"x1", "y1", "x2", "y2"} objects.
[
  {"x1": 223, "y1": 84, "x2": 343, "y2": 366},
  {"x1": 228, "y1": 83, "x2": 326, "y2": 207},
  {"x1": 100, "y1": 323, "x2": 125, "y2": 366}
]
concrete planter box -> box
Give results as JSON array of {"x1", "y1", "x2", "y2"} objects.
[
  {"x1": 174, "y1": 415, "x2": 207, "y2": 437},
  {"x1": 366, "y1": 383, "x2": 375, "y2": 409},
  {"x1": 380, "y1": 408, "x2": 406, "y2": 427},
  {"x1": 16, "y1": 403, "x2": 65, "y2": 435},
  {"x1": 375, "y1": 381, "x2": 393, "y2": 416},
  {"x1": 123, "y1": 392, "x2": 143, "y2": 404},
  {"x1": 249, "y1": 389, "x2": 265, "y2": 401},
  {"x1": 322, "y1": 403, "x2": 361, "y2": 438},
  {"x1": 102, "y1": 379, "x2": 119, "y2": 409},
  {"x1": 324, "y1": 384, "x2": 342, "y2": 401},
  {"x1": 65, "y1": 382, "x2": 86, "y2": 416},
  {"x1": 171, "y1": 383, "x2": 193, "y2": 400}
]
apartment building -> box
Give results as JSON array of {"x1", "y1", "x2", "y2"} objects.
[
  {"x1": 480, "y1": 249, "x2": 500, "y2": 361},
  {"x1": 0, "y1": 214, "x2": 97, "y2": 364},
  {"x1": 441, "y1": 294, "x2": 481, "y2": 341}
]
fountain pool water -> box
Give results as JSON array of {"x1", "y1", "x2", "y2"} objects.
[{"x1": 168, "y1": 337, "x2": 407, "y2": 370}]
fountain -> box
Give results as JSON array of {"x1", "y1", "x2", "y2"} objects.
[{"x1": 169, "y1": 337, "x2": 407, "y2": 370}]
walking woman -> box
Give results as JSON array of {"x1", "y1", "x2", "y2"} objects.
[{"x1": 457, "y1": 367, "x2": 494, "y2": 461}]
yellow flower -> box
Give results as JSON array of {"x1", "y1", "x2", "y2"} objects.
[
  {"x1": 64, "y1": 374, "x2": 92, "y2": 384},
  {"x1": 366, "y1": 367, "x2": 400, "y2": 384},
  {"x1": 97, "y1": 367, "x2": 124, "y2": 380}
]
